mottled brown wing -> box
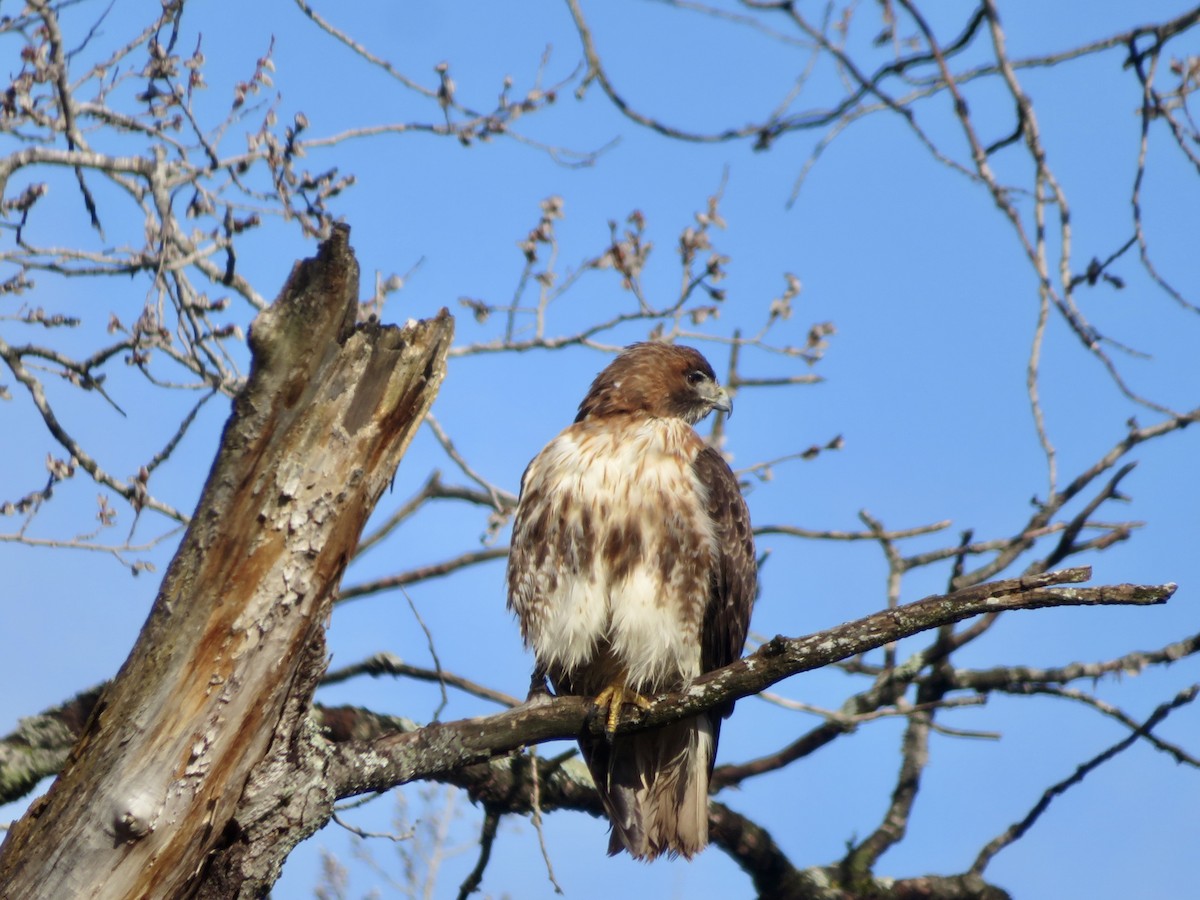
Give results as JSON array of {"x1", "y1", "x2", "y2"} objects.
[
  {"x1": 505, "y1": 459, "x2": 542, "y2": 629},
  {"x1": 692, "y1": 445, "x2": 757, "y2": 692}
]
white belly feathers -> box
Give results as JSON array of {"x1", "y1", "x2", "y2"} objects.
[{"x1": 510, "y1": 417, "x2": 716, "y2": 693}]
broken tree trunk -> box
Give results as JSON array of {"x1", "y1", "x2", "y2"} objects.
[{"x1": 0, "y1": 225, "x2": 453, "y2": 898}]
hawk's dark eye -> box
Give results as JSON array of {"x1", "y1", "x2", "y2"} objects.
[{"x1": 687, "y1": 370, "x2": 708, "y2": 385}]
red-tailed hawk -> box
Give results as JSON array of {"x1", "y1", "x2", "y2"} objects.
[{"x1": 507, "y1": 342, "x2": 756, "y2": 860}]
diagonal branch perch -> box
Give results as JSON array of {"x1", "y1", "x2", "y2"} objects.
[{"x1": 328, "y1": 566, "x2": 1175, "y2": 797}]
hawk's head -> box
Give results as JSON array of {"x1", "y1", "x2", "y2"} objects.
[{"x1": 575, "y1": 342, "x2": 732, "y2": 425}]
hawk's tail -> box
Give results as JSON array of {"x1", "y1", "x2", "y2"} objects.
[{"x1": 582, "y1": 714, "x2": 715, "y2": 861}]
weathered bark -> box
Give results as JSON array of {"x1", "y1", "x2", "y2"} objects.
[
  {"x1": 0, "y1": 685, "x2": 105, "y2": 807},
  {"x1": 0, "y1": 225, "x2": 453, "y2": 899}
]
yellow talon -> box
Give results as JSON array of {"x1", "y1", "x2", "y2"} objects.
[{"x1": 594, "y1": 682, "x2": 653, "y2": 736}]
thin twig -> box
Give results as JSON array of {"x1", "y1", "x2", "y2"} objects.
[
  {"x1": 528, "y1": 748, "x2": 564, "y2": 895},
  {"x1": 402, "y1": 588, "x2": 449, "y2": 721},
  {"x1": 321, "y1": 652, "x2": 519, "y2": 708},
  {"x1": 970, "y1": 684, "x2": 1200, "y2": 875}
]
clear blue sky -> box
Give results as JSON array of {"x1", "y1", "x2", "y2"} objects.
[{"x1": 2, "y1": 2, "x2": 1198, "y2": 898}]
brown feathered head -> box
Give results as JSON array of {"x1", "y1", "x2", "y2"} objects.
[{"x1": 575, "y1": 342, "x2": 731, "y2": 425}]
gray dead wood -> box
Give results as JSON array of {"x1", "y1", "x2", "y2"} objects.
[{"x1": 0, "y1": 225, "x2": 453, "y2": 899}]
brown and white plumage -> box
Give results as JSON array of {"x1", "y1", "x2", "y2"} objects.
[{"x1": 506, "y1": 342, "x2": 757, "y2": 860}]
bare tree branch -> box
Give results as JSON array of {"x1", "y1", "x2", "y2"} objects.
[{"x1": 326, "y1": 567, "x2": 1174, "y2": 798}]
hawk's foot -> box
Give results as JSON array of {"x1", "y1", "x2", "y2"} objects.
[{"x1": 593, "y1": 682, "x2": 652, "y2": 737}]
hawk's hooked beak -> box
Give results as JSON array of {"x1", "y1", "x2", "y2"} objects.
[{"x1": 702, "y1": 382, "x2": 733, "y2": 417}]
